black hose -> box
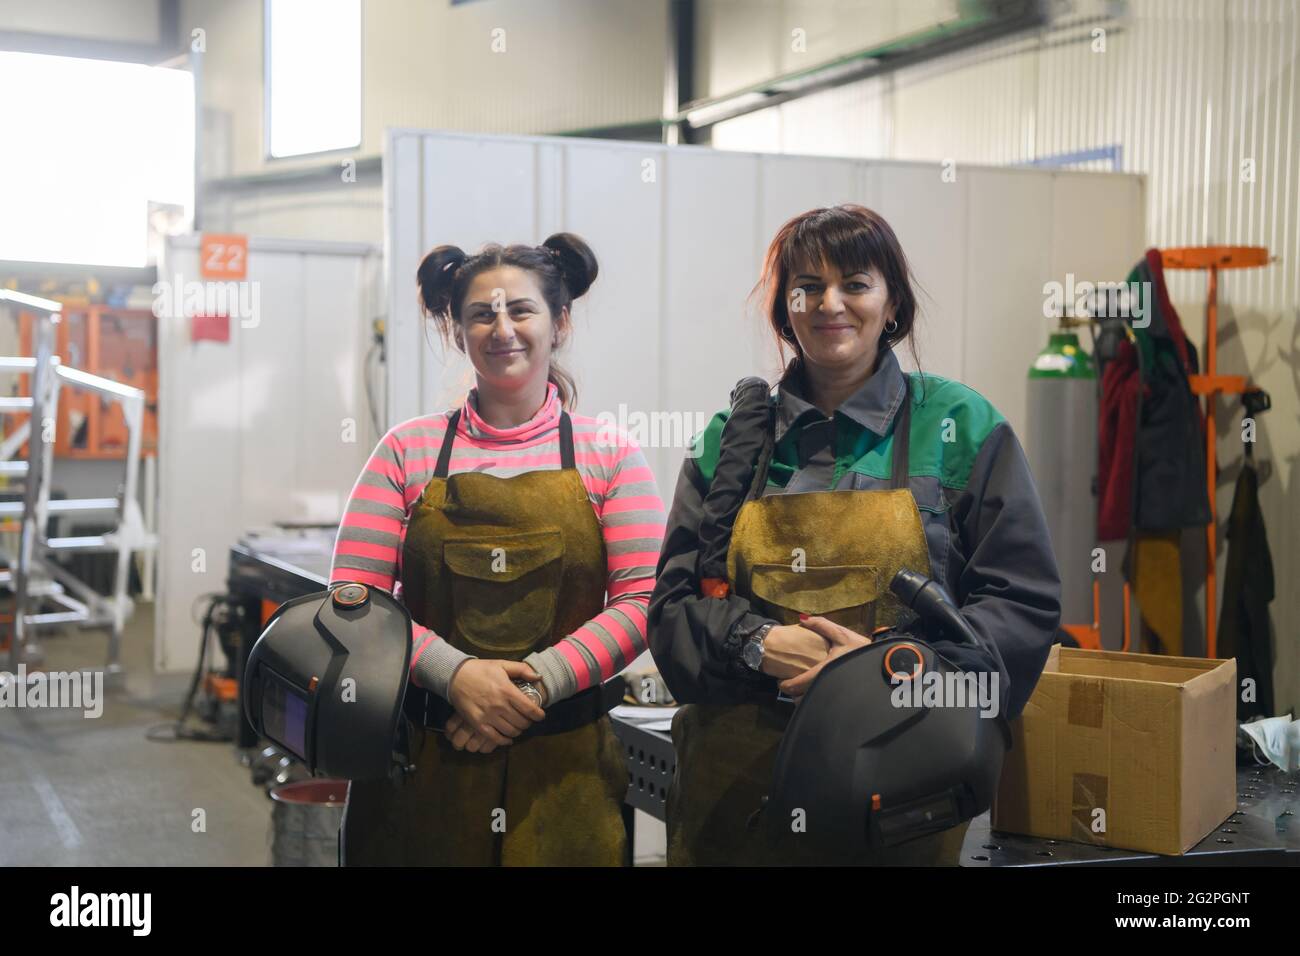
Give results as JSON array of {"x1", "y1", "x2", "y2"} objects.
[
  {"x1": 696, "y1": 377, "x2": 775, "y2": 582},
  {"x1": 145, "y1": 594, "x2": 232, "y2": 743},
  {"x1": 889, "y1": 567, "x2": 983, "y2": 649}
]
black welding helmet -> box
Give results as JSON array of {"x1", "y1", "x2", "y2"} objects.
[
  {"x1": 763, "y1": 569, "x2": 1011, "y2": 859},
  {"x1": 242, "y1": 582, "x2": 412, "y2": 781}
]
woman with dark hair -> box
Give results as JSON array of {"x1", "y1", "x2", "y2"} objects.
[
  {"x1": 332, "y1": 233, "x2": 666, "y2": 866},
  {"x1": 649, "y1": 204, "x2": 1061, "y2": 866}
]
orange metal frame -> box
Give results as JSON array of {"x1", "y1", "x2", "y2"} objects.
[
  {"x1": 1159, "y1": 245, "x2": 1270, "y2": 659},
  {"x1": 10, "y1": 304, "x2": 158, "y2": 461},
  {"x1": 1061, "y1": 579, "x2": 1133, "y2": 653}
]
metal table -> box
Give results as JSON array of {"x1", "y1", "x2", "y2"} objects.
[{"x1": 963, "y1": 765, "x2": 1298, "y2": 866}]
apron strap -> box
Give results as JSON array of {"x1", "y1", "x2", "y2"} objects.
[
  {"x1": 890, "y1": 374, "x2": 912, "y2": 491},
  {"x1": 558, "y1": 410, "x2": 576, "y2": 470},
  {"x1": 433, "y1": 408, "x2": 462, "y2": 479},
  {"x1": 433, "y1": 406, "x2": 577, "y2": 479}
]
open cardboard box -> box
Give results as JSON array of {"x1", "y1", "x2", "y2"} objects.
[{"x1": 992, "y1": 644, "x2": 1237, "y2": 856}]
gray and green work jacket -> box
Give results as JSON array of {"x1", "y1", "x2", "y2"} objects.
[{"x1": 648, "y1": 347, "x2": 1062, "y2": 721}]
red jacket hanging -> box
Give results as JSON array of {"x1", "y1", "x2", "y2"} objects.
[{"x1": 1097, "y1": 248, "x2": 1210, "y2": 540}]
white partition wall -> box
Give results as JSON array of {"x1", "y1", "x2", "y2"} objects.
[
  {"x1": 155, "y1": 236, "x2": 380, "y2": 672},
  {"x1": 385, "y1": 128, "x2": 1145, "y2": 499}
]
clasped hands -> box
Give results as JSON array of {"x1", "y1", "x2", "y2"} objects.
[
  {"x1": 443, "y1": 659, "x2": 547, "y2": 754},
  {"x1": 440, "y1": 615, "x2": 869, "y2": 753},
  {"x1": 759, "y1": 615, "x2": 875, "y2": 697}
]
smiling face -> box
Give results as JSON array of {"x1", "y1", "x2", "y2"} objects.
[
  {"x1": 456, "y1": 265, "x2": 562, "y2": 395},
  {"x1": 784, "y1": 258, "x2": 893, "y2": 378}
]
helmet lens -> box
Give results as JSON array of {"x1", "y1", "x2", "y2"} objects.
[{"x1": 262, "y1": 667, "x2": 309, "y2": 760}]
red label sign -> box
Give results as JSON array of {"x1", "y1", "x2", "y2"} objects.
[
  {"x1": 191, "y1": 313, "x2": 230, "y2": 343},
  {"x1": 200, "y1": 234, "x2": 248, "y2": 280}
]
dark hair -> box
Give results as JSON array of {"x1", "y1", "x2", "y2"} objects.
[
  {"x1": 751, "y1": 204, "x2": 921, "y2": 383},
  {"x1": 417, "y1": 232, "x2": 599, "y2": 408}
]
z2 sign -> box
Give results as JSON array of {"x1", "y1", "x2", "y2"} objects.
[{"x1": 200, "y1": 234, "x2": 248, "y2": 280}]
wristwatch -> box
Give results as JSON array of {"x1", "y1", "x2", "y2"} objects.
[
  {"x1": 741, "y1": 622, "x2": 776, "y2": 673},
  {"x1": 514, "y1": 679, "x2": 544, "y2": 708}
]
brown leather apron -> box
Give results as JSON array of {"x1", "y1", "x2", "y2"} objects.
[
  {"x1": 667, "y1": 390, "x2": 970, "y2": 865},
  {"x1": 342, "y1": 409, "x2": 629, "y2": 866}
]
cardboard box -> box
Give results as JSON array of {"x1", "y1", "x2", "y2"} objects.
[{"x1": 992, "y1": 645, "x2": 1237, "y2": 856}]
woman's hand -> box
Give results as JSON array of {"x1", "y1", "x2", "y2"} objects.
[
  {"x1": 446, "y1": 659, "x2": 547, "y2": 748},
  {"x1": 760, "y1": 624, "x2": 830, "y2": 679},
  {"x1": 444, "y1": 711, "x2": 505, "y2": 753},
  {"x1": 777, "y1": 615, "x2": 873, "y2": 697}
]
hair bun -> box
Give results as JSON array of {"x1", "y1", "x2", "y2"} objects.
[
  {"x1": 417, "y1": 245, "x2": 467, "y2": 316},
  {"x1": 541, "y1": 232, "x2": 598, "y2": 300}
]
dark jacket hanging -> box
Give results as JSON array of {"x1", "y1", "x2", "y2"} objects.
[{"x1": 1217, "y1": 458, "x2": 1276, "y2": 720}]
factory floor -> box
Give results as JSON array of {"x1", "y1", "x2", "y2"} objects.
[
  {"x1": 0, "y1": 601, "x2": 272, "y2": 866},
  {"x1": 0, "y1": 600, "x2": 669, "y2": 866}
]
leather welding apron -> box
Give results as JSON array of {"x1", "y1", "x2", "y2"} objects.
[
  {"x1": 667, "y1": 391, "x2": 970, "y2": 866},
  {"x1": 342, "y1": 409, "x2": 629, "y2": 866}
]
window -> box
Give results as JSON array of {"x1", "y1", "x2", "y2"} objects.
[
  {"x1": 265, "y1": 0, "x2": 362, "y2": 159},
  {"x1": 0, "y1": 52, "x2": 194, "y2": 268}
]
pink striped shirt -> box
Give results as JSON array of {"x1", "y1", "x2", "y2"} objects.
[{"x1": 329, "y1": 382, "x2": 667, "y2": 703}]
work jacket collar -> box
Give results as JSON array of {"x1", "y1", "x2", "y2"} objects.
[{"x1": 774, "y1": 347, "x2": 908, "y2": 448}]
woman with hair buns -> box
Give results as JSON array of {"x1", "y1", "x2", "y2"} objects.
[{"x1": 331, "y1": 233, "x2": 667, "y2": 866}]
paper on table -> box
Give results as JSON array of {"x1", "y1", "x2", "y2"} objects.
[{"x1": 610, "y1": 704, "x2": 677, "y2": 732}]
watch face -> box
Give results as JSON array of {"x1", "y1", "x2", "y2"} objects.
[{"x1": 743, "y1": 640, "x2": 763, "y2": 670}]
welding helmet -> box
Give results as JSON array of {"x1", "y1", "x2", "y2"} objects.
[
  {"x1": 242, "y1": 582, "x2": 412, "y2": 781},
  {"x1": 762, "y1": 569, "x2": 1011, "y2": 859}
]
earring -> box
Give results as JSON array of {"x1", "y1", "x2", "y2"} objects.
[
  {"x1": 884, "y1": 317, "x2": 898, "y2": 334},
  {"x1": 780, "y1": 324, "x2": 796, "y2": 340}
]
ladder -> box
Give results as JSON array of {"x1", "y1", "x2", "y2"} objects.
[{"x1": 0, "y1": 290, "x2": 158, "y2": 688}]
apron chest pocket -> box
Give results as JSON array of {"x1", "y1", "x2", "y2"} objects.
[
  {"x1": 748, "y1": 562, "x2": 884, "y2": 632},
  {"x1": 443, "y1": 529, "x2": 565, "y2": 654}
]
